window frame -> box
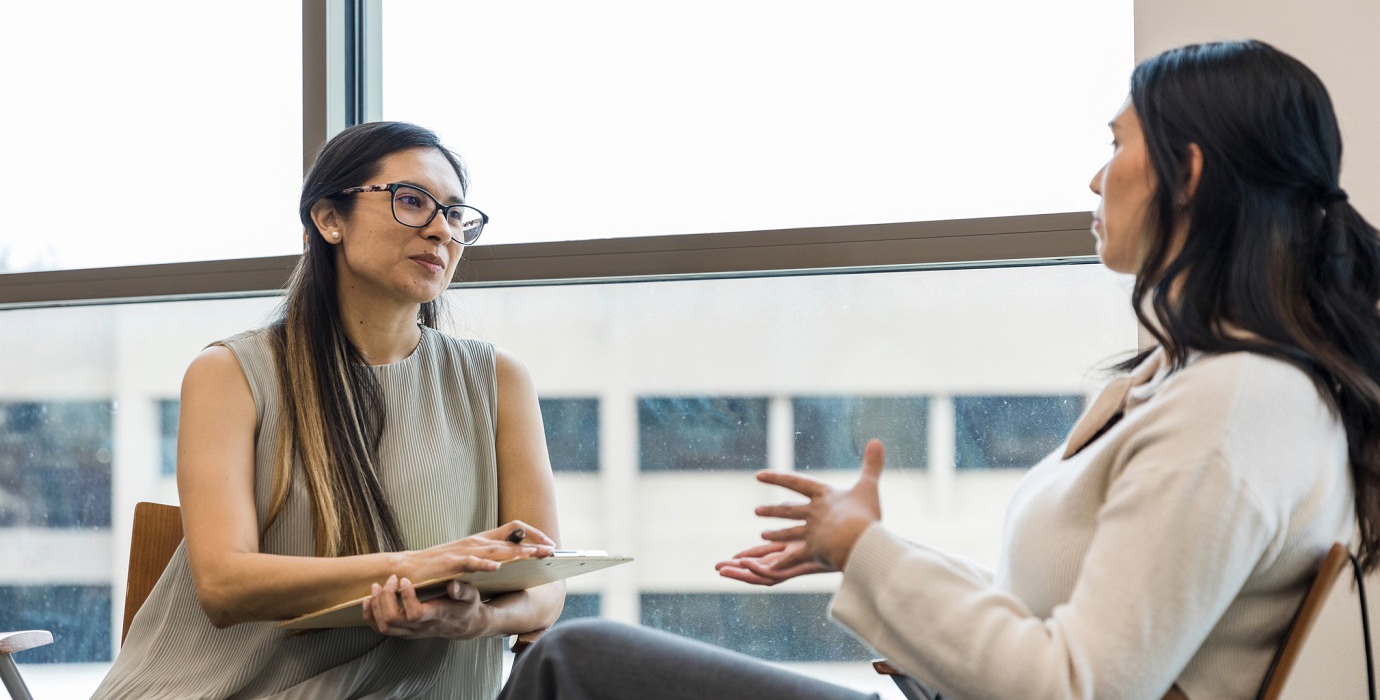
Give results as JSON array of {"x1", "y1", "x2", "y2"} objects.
[{"x1": 0, "y1": 0, "x2": 1098, "y2": 310}]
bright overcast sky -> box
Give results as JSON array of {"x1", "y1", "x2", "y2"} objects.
[{"x1": 0, "y1": 1, "x2": 1130, "y2": 272}]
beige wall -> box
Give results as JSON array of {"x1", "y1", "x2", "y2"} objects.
[
  {"x1": 1134, "y1": 1, "x2": 1380, "y2": 696},
  {"x1": 1135, "y1": 0, "x2": 1380, "y2": 213}
]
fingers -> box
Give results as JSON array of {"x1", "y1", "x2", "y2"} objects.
[
  {"x1": 756, "y1": 470, "x2": 828, "y2": 497},
  {"x1": 754, "y1": 502, "x2": 810, "y2": 520},
  {"x1": 466, "y1": 542, "x2": 547, "y2": 562},
  {"x1": 729, "y1": 542, "x2": 787, "y2": 560},
  {"x1": 459, "y1": 555, "x2": 503, "y2": 573},
  {"x1": 495, "y1": 520, "x2": 557, "y2": 548},
  {"x1": 761, "y1": 524, "x2": 808, "y2": 542},
  {"x1": 717, "y1": 565, "x2": 783, "y2": 587},
  {"x1": 399, "y1": 578, "x2": 425, "y2": 622},
  {"x1": 741, "y1": 557, "x2": 814, "y2": 580},
  {"x1": 772, "y1": 544, "x2": 814, "y2": 570},
  {"x1": 715, "y1": 543, "x2": 785, "y2": 572},
  {"x1": 370, "y1": 575, "x2": 402, "y2": 634},
  {"x1": 858, "y1": 439, "x2": 886, "y2": 483},
  {"x1": 719, "y1": 554, "x2": 833, "y2": 586},
  {"x1": 448, "y1": 580, "x2": 480, "y2": 604}
]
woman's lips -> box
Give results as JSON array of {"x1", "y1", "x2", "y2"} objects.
[{"x1": 411, "y1": 255, "x2": 443, "y2": 273}]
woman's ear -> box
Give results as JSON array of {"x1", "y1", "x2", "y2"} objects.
[
  {"x1": 309, "y1": 199, "x2": 344, "y2": 244},
  {"x1": 1179, "y1": 143, "x2": 1204, "y2": 207}
]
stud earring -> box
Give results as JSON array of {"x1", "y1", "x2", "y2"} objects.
[{"x1": 331, "y1": 231, "x2": 340, "y2": 240}]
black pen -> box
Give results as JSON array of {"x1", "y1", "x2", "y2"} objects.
[{"x1": 507, "y1": 528, "x2": 526, "y2": 545}]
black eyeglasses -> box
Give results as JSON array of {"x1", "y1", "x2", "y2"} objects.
[{"x1": 339, "y1": 183, "x2": 488, "y2": 245}]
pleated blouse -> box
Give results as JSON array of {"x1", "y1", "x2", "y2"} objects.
[{"x1": 92, "y1": 325, "x2": 502, "y2": 700}]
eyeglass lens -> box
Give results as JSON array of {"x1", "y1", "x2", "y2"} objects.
[{"x1": 391, "y1": 185, "x2": 484, "y2": 244}]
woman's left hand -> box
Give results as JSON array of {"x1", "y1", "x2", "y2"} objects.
[
  {"x1": 753, "y1": 439, "x2": 886, "y2": 571},
  {"x1": 361, "y1": 575, "x2": 493, "y2": 640}
]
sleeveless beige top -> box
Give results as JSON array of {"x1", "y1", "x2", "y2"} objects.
[{"x1": 93, "y1": 325, "x2": 502, "y2": 699}]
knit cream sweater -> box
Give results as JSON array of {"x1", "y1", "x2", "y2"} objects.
[{"x1": 832, "y1": 349, "x2": 1355, "y2": 700}]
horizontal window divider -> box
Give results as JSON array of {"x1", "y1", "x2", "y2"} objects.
[{"x1": 0, "y1": 212, "x2": 1095, "y2": 309}]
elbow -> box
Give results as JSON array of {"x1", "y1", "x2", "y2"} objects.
[
  {"x1": 191, "y1": 572, "x2": 248, "y2": 628},
  {"x1": 539, "y1": 581, "x2": 567, "y2": 629},
  {"x1": 204, "y1": 610, "x2": 237, "y2": 630},
  {"x1": 195, "y1": 587, "x2": 238, "y2": 629}
]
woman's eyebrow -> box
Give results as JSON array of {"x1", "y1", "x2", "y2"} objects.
[{"x1": 398, "y1": 179, "x2": 464, "y2": 204}]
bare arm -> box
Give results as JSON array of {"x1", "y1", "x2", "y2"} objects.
[
  {"x1": 481, "y1": 349, "x2": 566, "y2": 633},
  {"x1": 178, "y1": 346, "x2": 546, "y2": 628}
]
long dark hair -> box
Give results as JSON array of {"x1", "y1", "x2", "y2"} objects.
[
  {"x1": 264, "y1": 121, "x2": 469, "y2": 557},
  {"x1": 1120, "y1": 41, "x2": 1380, "y2": 571}
]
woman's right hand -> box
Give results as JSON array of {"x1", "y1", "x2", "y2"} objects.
[
  {"x1": 364, "y1": 521, "x2": 555, "y2": 639},
  {"x1": 715, "y1": 541, "x2": 837, "y2": 586},
  {"x1": 404, "y1": 520, "x2": 556, "y2": 584}
]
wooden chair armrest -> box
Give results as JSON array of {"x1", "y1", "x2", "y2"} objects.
[
  {"x1": 0, "y1": 631, "x2": 53, "y2": 656},
  {"x1": 872, "y1": 659, "x2": 904, "y2": 676},
  {"x1": 511, "y1": 628, "x2": 548, "y2": 655}
]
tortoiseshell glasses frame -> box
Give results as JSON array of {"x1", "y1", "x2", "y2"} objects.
[{"x1": 339, "y1": 183, "x2": 489, "y2": 245}]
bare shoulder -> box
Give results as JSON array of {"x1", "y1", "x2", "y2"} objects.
[
  {"x1": 182, "y1": 345, "x2": 252, "y2": 407},
  {"x1": 185, "y1": 344, "x2": 244, "y2": 382},
  {"x1": 494, "y1": 347, "x2": 535, "y2": 392}
]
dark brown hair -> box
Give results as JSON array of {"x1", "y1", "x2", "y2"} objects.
[
  {"x1": 1123, "y1": 41, "x2": 1380, "y2": 571},
  {"x1": 265, "y1": 121, "x2": 468, "y2": 557}
]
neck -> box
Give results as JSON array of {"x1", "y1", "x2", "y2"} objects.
[{"x1": 336, "y1": 282, "x2": 425, "y2": 366}]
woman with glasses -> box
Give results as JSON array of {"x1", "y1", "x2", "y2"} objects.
[
  {"x1": 500, "y1": 40, "x2": 1380, "y2": 700},
  {"x1": 94, "y1": 121, "x2": 564, "y2": 699}
]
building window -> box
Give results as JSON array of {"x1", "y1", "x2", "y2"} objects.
[
  {"x1": 539, "y1": 398, "x2": 600, "y2": 473},
  {"x1": 793, "y1": 396, "x2": 930, "y2": 471},
  {"x1": 554, "y1": 593, "x2": 601, "y2": 626},
  {"x1": 954, "y1": 395, "x2": 1085, "y2": 470},
  {"x1": 0, "y1": 402, "x2": 113, "y2": 528},
  {"x1": 0, "y1": 585, "x2": 112, "y2": 663},
  {"x1": 159, "y1": 399, "x2": 179, "y2": 477},
  {"x1": 638, "y1": 397, "x2": 768, "y2": 472},
  {"x1": 641, "y1": 593, "x2": 873, "y2": 662}
]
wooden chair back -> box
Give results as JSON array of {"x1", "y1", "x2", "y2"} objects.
[
  {"x1": 120, "y1": 502, "x2": 184, "y2": 644},
  {"x1": 873, "y1": 543, "x2": 1355, "y2": 700},
  {"x1": 1256, "y1": 542, "x2": 1352, "y2": 700}
]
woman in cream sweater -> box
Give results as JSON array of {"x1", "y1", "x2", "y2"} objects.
[{"x1": 500, "y1": 40, "x2": 1380, "y2": 700}]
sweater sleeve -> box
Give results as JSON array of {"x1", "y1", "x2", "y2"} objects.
[{"x1": 831, "y1": 443, "x2": 1275, "y2": 700}]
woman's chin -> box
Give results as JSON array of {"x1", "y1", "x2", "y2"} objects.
[{"x1": 1095, "y1": 246, "x2": 1137, "y2": 275}]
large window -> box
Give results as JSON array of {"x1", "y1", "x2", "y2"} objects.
[
  {"x1": 0, "y1": 264, "x2": 1136, "y2": 697},
  {"x1": 0, "y1": 3, "x2": 302, "y2": 272},
  {"x1": 1, "y1": 3, "x2": 1140, "y2": 698},
  {"x1": 381, "y1": 1, "x2": 1133, "y2": 244}
]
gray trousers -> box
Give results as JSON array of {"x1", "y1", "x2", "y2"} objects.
[{"x1": 499, "y1": 619, "x2": 881, "y2": 700}]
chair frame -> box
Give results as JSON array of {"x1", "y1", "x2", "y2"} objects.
[
  {"x1": 1, "y1": 502, "x2": 184, "y2": 700},
  {"x1": 873, "y1": 543, "x2": 1364, "y2": 700}
]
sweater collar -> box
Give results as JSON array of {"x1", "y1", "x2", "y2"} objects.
[{"x1": 1062, "y1": 347, "x2": 1169, "y2": 460}]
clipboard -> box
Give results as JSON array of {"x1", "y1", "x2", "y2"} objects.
[{"x1": 277, "y1": 550, "x2": 632, "y2": 630}]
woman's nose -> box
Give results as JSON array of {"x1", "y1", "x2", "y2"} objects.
[{"x1": 1089, "y1": 164, "x2": 1106, "y2": 195}]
